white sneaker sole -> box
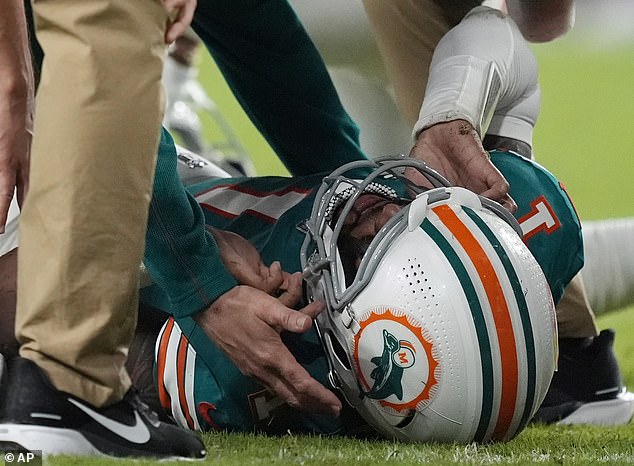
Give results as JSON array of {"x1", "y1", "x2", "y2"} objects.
[
  {"x1": 0, "y1": 424, "x2": 100, "y2": 456},
  {"x1": 557, "y1": 389, "x2": 634, "y2": 426},
  {"x1": 0, "y1": 423, "x2": 205, "y2": 460}
]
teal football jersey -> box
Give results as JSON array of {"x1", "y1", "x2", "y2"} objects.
[
  {"x1": 149, "y1": 150, "x2": 583, "y2": 434},
  {"x1": 491, "y1": 151, "x2": 583, "y2": 303}
]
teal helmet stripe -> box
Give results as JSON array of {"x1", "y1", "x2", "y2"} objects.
[
  {"x1": 422, "y1": 220, "x2": 493, "y2": 442},
  {"x1": 463, "y1": 208, "x2": 537, "y2": 434}
]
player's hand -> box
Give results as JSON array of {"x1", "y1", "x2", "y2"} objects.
[
  {"x1": 408, "y1": 120, "x2": 517, "y2": 212},
  {"x1": 194, "y1": 286, "x2": 342, "y2": 416},
  {"x1": 162, "y1": 0, "x2": 196, "y2": 44},
  {"x1": 211, "y1": 228, "x2": 303, "y2": 306}
]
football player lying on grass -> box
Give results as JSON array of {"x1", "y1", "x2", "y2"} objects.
[
  {"x1": 0, "y1": 141, "x2": 631, "y2": 442},
  {"x1": 141, "y1": 145, "x2": 583, "y2": 443},
  {"x1": 0, "y1": 147, "x2": 582, "y2": 442},
  {"x1": 0, "y1": 143, "x2": 580, "y2": 442}
]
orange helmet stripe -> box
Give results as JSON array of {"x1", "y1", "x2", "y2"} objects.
[{"x1": 433, "y1": 204, "x2": 518, "y2": 440}]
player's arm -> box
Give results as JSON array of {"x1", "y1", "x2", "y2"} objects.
[
  {"x1": 0, "y1": 0, "x2": 33, "y2": 232},
  {"x1": 195, "y1": 227, "x2": 339, "y2": 414},
  {"x1": 414, "y1": 6, "x2": 540, "y2": 145},
  {"x1": 144, "y1": 129, "x2": 238, "y2": 317},
  {"x1": 144, "y1": 130, "x2": 341, "y2": 416},
  {"x1": 409, "y1": 6, "x2": 540, "y2": 211}
]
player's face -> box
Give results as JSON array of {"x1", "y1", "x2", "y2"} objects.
[
  {"x1": 336, "y1": 194, "x2": 409, "y2": 282},
  {"x1": 342, "y1": 194, "x2": 405, "y2": 240}
]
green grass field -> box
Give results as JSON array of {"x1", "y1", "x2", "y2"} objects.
[{"x1": 48, "y1": 32, "x2": 634, "y2": 466}]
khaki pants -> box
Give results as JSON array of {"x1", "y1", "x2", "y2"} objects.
[
  {"x1": 16, "y1": 0, "x2": 168, "y2": 407},
  {"x1": 556, "y1": 274, "x2": 598, "y2": 338},
  {"x1": 363, "y1": 0, "x2": 599, "y2": 339}
]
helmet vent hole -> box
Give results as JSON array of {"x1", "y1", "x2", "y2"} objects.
[{"x1": 403, "y1": 258, "x2": 428, "y2": 295}]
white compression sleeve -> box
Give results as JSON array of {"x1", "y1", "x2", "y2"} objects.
[
  {"x1": 581, "y1": 218, "x2": 634, "y2": 314},
  {"x1": 413, "y1": 6, "x2": 540, "y2": 146}
]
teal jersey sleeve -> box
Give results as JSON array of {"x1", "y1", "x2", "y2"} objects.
[
  {"x1": 191, "y1": 0, "x2": 368, "y2": 176},
  {"x1": 143, "y1": 129, "x2": 237, "y2": 318},
  {"x1": 491, "y1": 151, "x2": 584, "y2": 304}
]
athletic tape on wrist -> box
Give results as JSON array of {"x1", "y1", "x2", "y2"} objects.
[
  {"x1": 413, "y1": 55, "x2": 502, "y2": 138},
  {"x1": 412, "y1": 6, "x2": 539, "y2": 147}
]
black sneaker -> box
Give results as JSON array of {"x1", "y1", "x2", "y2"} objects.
[
  {"x1": 533, "y1": 329, "x2": 634, "y2": 425},
  {"x1": 0, "y1": 356, "x2": 206, "y2": 459}
]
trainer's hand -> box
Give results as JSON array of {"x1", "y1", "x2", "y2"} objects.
[
  {"x1": 194, "y1": 286, "x2": 342, "y2": 416},
  {"x1": 408, "y1": 120, "x2": 517, "y2": 212},
  {"x1": 211, "y1": 228, "x2": 303, "y2": 306},
  {"x1": 162, "y1": 0, "x2": 196, "y2": 43}
]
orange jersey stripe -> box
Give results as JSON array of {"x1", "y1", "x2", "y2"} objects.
[
  {"x1": 433, "y1": 204, "x2": 518, "y2": 440},
  {"x1": 157, "y1": 318, "x2": 175, "y2": 411}
]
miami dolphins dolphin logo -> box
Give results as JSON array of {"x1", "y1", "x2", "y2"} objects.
[
  {"x1": 363, "y1": 329, "x2": 415, "y2": 400},
  {"x1": 354, "y1": 308, "x2": 439, "y2": 412}
]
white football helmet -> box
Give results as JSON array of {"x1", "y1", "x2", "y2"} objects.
[{"x1": 301, "y1": 157, "x2": 557, "y2": 443}]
